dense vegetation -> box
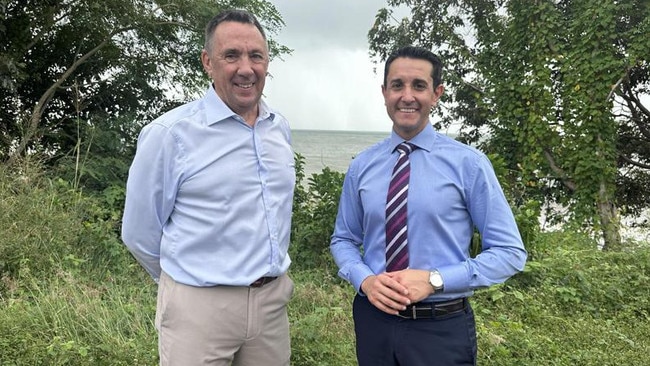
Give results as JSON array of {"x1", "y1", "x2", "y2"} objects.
[
  {"x1": 1, "y1": 1, "x2": 649, "y2": 364},
  {"x1": 1, "y1": 159, "x2": 649, "y2": 365},
  {"x1": 1, "y1": 0, "x2": 289, "y2": 165},
  {"x1": 369, "y1": 0, "x2": 650, "y2": 250}
]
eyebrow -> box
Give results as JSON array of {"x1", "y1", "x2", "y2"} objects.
[
  {"x1": 389, "y1": 78, "x2": 429, "y2": 84},
  {"x1": 225, "y1": 47, "x2": 267, "y2": 55}
]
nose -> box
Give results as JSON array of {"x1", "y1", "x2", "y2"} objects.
[
  {"x1": 236, "y1": 56, "x2": 255, "y2": 77},
  {"x1": 401, "y1": 87, "x2": 416, "y2": 103}
]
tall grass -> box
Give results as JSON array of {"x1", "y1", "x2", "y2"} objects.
[
  {"x1": 289, "y1": 270, "x2": 356, "y2": 365},
  {"x1": 1, "y1": 162, "x2": 649, "y2": 365},
  {"x1": 0, "y1": 275, "x2": 158, "y2": 365}
]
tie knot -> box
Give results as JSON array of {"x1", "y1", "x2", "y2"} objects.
[{"x1": 396, "y1": 142, "x2": 417, "y2": 156}]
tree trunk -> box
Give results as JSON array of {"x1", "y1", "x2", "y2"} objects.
[
  {"x1": 7, "y1": 37, "x2": 112, "y2": 164},
  {"x1": 597, "y1": 181, "x2": 621, "y2": 251}
]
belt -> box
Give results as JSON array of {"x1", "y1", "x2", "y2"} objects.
[
  {"x1": 397, "y1": 298, "x2": 467, "y2": 319},
  {"x1": 250, "y1": 276, "x2": 278, "y2": 287}
]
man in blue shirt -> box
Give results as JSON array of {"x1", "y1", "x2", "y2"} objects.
[
  {"x1": 330, "y1": 46, "x2": 527, "y2": 365},
  {"x1": 122, "y1": 9, "x2": 295, "y2": 366}
]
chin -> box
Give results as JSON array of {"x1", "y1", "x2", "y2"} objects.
[
  {"x1": 395, "y1": 122, "x2": 425, "y2": 136},
  {"x1": 395, "y1": 120, "x2": 421, "y2": 130}
]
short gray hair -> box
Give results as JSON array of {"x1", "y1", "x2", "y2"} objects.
[{"x1": 204, "y1": 9, "x2": 267, "y2": 52}]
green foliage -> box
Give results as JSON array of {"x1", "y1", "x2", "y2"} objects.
[
  {"x1": 475, "y1": 233, "x2": 650, "y2": 365},
  {"x1": 289, "y1": 271, "x2": 357, "y2": 365},
  {"x1": 368, "y1": 0, "x2": 650, "y2": 250},
  {"x1": 0, "y1": 165, "x2": 82, "y2": 283},
  {"x1": 0, "y1": 0, "x2": 290, "y2": 164},
  {"x1": 0, "y1": 161, "x2": 157, "y2": 365},
  {"x1": 1, "y1": 163, "x2": 650, "y2": 365},
  {"x1": 290, "y1": 157, "x2": 345, "y2": 273},
  {"x1": 0, "y1": 276, "x2": 158, "y2": 365},
  {"x1": 0, "y1": 162, "x2": 131, "y2": 281},
  {"x1": 50, "y1": 114, "x2": 140, "y2": 195}
]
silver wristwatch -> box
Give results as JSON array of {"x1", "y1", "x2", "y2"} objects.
[{"x1": 429, "y1": 270, "x2": 444, "y2": 292}]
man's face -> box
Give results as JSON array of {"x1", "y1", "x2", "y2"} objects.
[
  {"x1": 382, "y1": 57, "x2": 444, "y2": 140},
  {"x1": 201, "y1": 21, "x2": 269, "y2": 120}
]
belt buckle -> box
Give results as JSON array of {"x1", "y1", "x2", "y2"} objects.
[
  {"x1": 250, "y1": 277, "x2": 265, "y2": 287},
  {"x1": 250, "y1": 276, "x2": 277, "y2": 287},
  {"x1": 395, "y1": 305, "x2": 418, "y2": 319}
]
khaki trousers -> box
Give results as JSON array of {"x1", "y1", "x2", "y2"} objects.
[{"x1": 156, "y1": 272, "x2": 294, "y2": 366}]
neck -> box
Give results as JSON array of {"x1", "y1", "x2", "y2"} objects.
[{"x1": 240, "y1": 106, "x2": 259, "y2": 127}]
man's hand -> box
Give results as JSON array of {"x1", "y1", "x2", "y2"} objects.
[
  {"x1": 385, "y1": 269, "x2": 433, "y2": 303},
  {"x1": 360, "y1": 274, "x2": 411, "y2": 315}
]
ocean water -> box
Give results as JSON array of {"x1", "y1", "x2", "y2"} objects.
[
  {"x1": 290, "y1": 129, "x2": 650, "y2": 243},
  {"x1": 291, "y1": 129, "x2": 388, "y2": 177}
]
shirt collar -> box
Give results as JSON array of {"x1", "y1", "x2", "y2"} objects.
[
  {"x1": 389, "y1": 123, "x2": 436, "y2": 153},
  {"x1": 202, "y1": 85, "x2": 274, "y2": 126}
]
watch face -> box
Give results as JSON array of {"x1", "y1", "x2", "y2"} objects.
[{"x1": 430, "y1": 272, "x2": 443, "y2": 287}]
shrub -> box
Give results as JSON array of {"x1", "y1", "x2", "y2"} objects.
[
  {"x1": 290, "y1": 159, "x2": 345, "y2": 273},
  {"x1": 2, "y1": 157, "x2": 649, "y2": 366},
  {"x1": 289, "y1": 270, "x2": 356, "y2": 365}
]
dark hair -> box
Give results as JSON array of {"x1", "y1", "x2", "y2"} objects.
[
  {"x1": 204, "y1": 9, "x2": 267, "y2": 51},
  {"x1": 383, "y1": 46, "x2": 443, "y2": 88}
]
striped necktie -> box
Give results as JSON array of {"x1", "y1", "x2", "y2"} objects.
[{"x1": 385, "y1": 142, "x2": 417, "y2": 272}]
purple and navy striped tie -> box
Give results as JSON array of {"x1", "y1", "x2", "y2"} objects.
[{"x1": 385, "y1": 142, "x2": 417, "y2": 272}]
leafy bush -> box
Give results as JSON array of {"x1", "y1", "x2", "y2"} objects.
[
  {"x1": 2, "y1": 158, "x2": 650, "y2": 366},
  {"x1": 0, "y1": 165, "x2": 131, "y2": 284},
  {"x1": 0, "y1": 165, "x2": 84, "y2": 284},
  {"x1": 0, "y1": 275, "x2": 158, "y2": 365},
  {"x1": 289, "y1": 270, "x2": 356, "y2": 366},
  {"x1": 290, "y1": 157, "x2": 345, "y2": 273},
  {"x1": 0, "y1": 161, "x2": 157, "y2": 365},
  {"x1": 474, "y1": 232, "x2": 650, "y2": 365}
]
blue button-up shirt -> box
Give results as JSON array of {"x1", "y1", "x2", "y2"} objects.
[
  {"x1": 121, "y1": 86, "x2": 295, "y2": 287},
  {"x1": 330, "y1": 123, "x2": 527, "y2": 301}
]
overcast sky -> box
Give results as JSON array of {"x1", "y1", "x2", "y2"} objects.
[{"x1": 263, "y1": 0, "x2": 402, "y2": 132}]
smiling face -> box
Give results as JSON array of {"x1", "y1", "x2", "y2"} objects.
[
  {"x1": 201, "y1": 21, "x2": 269, "y2": 124},
  {"x1": 382, "y1": 57, "x2": 444, "y2": 140}
]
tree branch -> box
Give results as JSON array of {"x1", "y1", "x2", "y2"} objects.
[
  {"x1": 9, "y1": 17, "x2": 192, "y2": 162},
  {"x1": 9, "y1": 36, "x2": 111, "y2": 162},
  {"x1": 543, "y1": 148, "x2": 577, "y2": 192},
  {"x1": 606, "y1": 73, "x2": 627, "y2": 102},
  {"x1": 619, "y1": 153, "x2": 650, "y2": 170}
]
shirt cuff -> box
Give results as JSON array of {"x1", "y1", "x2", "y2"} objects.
[
  {"x1": 348, "y1": 263, "x2": 376, "y2": 294},
  {"x1": 437, "y1": 262, "x2": 469, "y2": 293}
]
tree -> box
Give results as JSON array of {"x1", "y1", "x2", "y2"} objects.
[
  {"x1": 0, "y1": 0, "x2": 289, "y2": 165},
  {"x1": 368, "y1": 0, "x2": 650, "y2": 250}
]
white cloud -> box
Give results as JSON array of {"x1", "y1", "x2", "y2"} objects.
[
  {"x1": 269, "y1": 0, "x2": 387, "y2": 49},
  {"x1": 265, "y1": 46, "x2": 392, "y2": 132},
  {"x1": 263, "y1": 0, "x2": 399, "y2": 132}
]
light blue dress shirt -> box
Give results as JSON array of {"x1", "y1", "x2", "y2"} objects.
[
  {"x1": 330, "y1": 123, "x2": 527, "y2": 301},
  {"x1": 121, "y1": 86, "x2": 295, "y2": 287}
]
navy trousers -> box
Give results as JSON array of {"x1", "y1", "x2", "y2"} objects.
[{"x1": 353, "y1": 295, "x2": 477, "y2": 366}]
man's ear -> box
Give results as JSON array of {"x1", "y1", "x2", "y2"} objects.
[
  {"x1": 434, "y1": 84, "x2": 445, "y2": 100},
  {"x1": 201, "y1": 49, "x2": 211, "y2": 76}
]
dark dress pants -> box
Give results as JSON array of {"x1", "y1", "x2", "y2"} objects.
[{"x1": 353, "y1": 294, "x2": 477, "y2": 366}]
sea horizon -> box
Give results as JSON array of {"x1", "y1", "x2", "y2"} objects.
[{"x1": 291, "y1": 129, "x2": 387, "y2": 177}]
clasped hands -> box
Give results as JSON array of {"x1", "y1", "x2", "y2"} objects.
[{"x1": 360, "y1": 269, "x2": 435, "y2": 315}]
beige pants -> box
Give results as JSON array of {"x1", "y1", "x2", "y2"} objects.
[{"x1": 156, "y1": 272, "x2": 294, "y2": 366}]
